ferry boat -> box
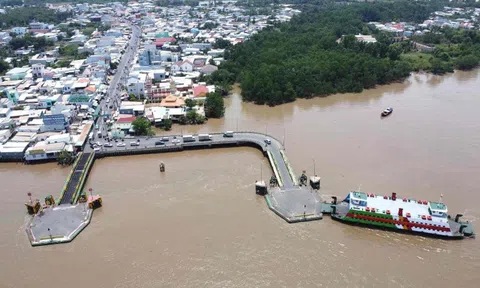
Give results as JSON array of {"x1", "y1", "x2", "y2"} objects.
[{"x1": 330, "y1": 191, "x2": 475, "y2": 239}]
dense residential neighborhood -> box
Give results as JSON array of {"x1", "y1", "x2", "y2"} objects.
[{"x1": 0, "y1": 1, "x2": 300, "y2": 162}]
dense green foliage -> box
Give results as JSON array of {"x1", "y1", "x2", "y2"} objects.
[
  {"x1": 210, "y1": 1, "x2": 480, "y2": 105},
  {"x1": 413, "y1": 28, "x2": 480, "y2": 71},
  {"x1": 211, "y1": 3, "x2": 420, "y2": 105},
  {"x1": 185, "y1": 98, "x2": 196, "y2": 110},
  {"x1": 155, "y1": 0, "x2": 200, "y2": 7},
  {"x1": 179, "y1": 110, "x2": 205, "y2": 125},
  {"x1": 162, "y1": 119, "x2": 173, "y2": 130},
  {"x1": 57, "y1": 150, "x2": 76, "y2": 166},
  {"x1": 0, "y1": 60, "x2": 10, "y2": 75},
  {"x1": 204, "y1": 92, "x2": 225, "y2": 118},
  {"x1": 59, "y1": 44, "x2": 79, "y2": 57},
  {"x1": 186, "y1": 110, "x2": 205, "y2": 124},
  {"x1": 213, "y1": 39, "x2": 233, "y2": 50},
  {"x1": 132, "y1": 117, "x2": 154, "y2": 136},
  {"x1": 0, "y1": 7, "x2": 71, "y2": 28},
  {"x1": 9, "y1": 34, "x2": 54, "y2": 51}
]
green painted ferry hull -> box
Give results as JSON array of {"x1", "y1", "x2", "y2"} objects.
[{"x1": 331, "y1": 213, "x2": 465, "y2": 240}]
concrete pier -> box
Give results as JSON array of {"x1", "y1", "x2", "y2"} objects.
[
  {"x1": 27, "y1": 132, "x2": 325, "y2": 246},
  {"x1": 26, "y1": 203, "x2": 92, "y2": 246}
]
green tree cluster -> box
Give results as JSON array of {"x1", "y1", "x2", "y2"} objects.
[
  {"x1": 0, "y1": 59, "x2": 10, "y2": 75},
  {"x1": 179, "y1": 110, "x2": 205, "y2": 125},
  {"x1": 132, "y1": 117, "x2": 155, "y2": 136},
  {"x1": 59, "y1": 44, "x2": 79, "y2": 57},
  {"x1": 57, "y1": 150, "x2": 75, "y2": 166},
  {"x1": 212, "y1": 39, "x2": 233, "y2": 49},
  {"x1": 204, "y1": 92, "x2": 225, "y2": 118},
  {"x1": 156, "y1": 0, "x2": 199, "y2": 7},
  {"x1": 214, "y1": 2, "x2": 428, "y2": 106},
  {"x1": 0, "y1": 7, "x2": 71, "y2": 28},
  {"x1": 413, "y1": 28, "x2": 480, "y2": 72},
  {"x1": 9, "y1": 34, "x2": 54, "y2": 51},
  {"x1": 185, "y1": 98, "x2": 197, "y2": 110},
  {"x1": 162, "y1": 119, "x2": 173, "y2": 131}
]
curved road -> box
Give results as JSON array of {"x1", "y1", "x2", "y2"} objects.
[{"x1": 90, "y1": 132, "x2": 297, "y2": 188}]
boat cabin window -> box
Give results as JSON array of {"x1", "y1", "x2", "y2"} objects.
[
  {"x1": 429, "y1": 202, "x2": 448, "y2": 218},
  {"x1": 430, "y1": 210, "x2": 447, "y2": 218},
  {"x1": 350, "y1": 192, "x2": 367, "y2": 207}
]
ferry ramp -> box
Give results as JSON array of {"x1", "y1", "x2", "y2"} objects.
[{"x1": 58, "y1": 152, "x2": 95, "y2": 205}]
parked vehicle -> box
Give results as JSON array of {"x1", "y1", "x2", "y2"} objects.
[
  {"x1": 182, "y1": 135, "x2": 195, "y2": 142},
  {"x1": 198, "y1": 134, "x2": 212, "y2": 141},
  {"x1": 223, "y1": 131, "x2": 234, "y2": 137}
]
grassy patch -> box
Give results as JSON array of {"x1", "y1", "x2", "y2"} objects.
[{"x1": 401, "y1": 52, "x2": 433, "y2": 72}]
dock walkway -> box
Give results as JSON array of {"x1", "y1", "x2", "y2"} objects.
[{"x1": 59, "y1": 152, "x2": 94, "y2": 205}]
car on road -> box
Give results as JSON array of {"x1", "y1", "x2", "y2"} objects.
[
  {"x1": 172, "y1": 139, "x2": 180, "y2": 144},
  {"x1": 162, "y1": 137, "x2": 169, "y2": 142},
  {"x1": 155, "y1": 141, "x2": 165, "y2": 146},
  {"x1": 104, "y1": 143, "x2": 113, "y2": 148},
  {"x1": 264, "y1": 139, "x2": 272, "y2": 145},
  {"x1": 117, "y1": 142, "x2": 126, "y2": 147},
  {"x1": 94, "y1": 147, "x2": 101, "y2": 152},
  {"x1": 130, "y1": 142, "x2": 139, "y2": 146},
  {"x1": 96, "y1": 141, "x2": 102, "y2": 146}
]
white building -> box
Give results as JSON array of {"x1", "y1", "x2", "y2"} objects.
[
  {"x1": 127, "y1": 72, "x2": 150, "y2": 97},
  {"x1": 11, "y1": 27, "x2": 27, "y2": 36},
  {"x1": 171, "y1": 60, "x2": 194, "y2": 73},
  {"x1": 32, "y1": 64, "x2": 45, "y2": 78}
]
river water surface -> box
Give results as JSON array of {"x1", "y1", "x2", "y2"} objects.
[{"x1": 1, "y1": 71, "x2": 479, "y2": 287}]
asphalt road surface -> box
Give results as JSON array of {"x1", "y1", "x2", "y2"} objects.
[{"x1": 91, "y1": 23, "x2": 141, "y2": 141}]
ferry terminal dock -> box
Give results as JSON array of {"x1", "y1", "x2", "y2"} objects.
[{"x1": 26, "y1": 131, "x2": 329, "y2": 246}]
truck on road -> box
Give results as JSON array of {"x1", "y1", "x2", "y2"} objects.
[
  {"x1": 182, "y1": 135, "x2": 195, "y2": 142},
  {"x1": 198, "y1": 134, "x2": 212, "y2": 141}
]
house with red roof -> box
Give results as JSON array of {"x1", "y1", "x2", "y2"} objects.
[
  {"x1": 154, "y1": 37, "x2": 176, "y2": 48},
  {"x1": 193, "y1": 85, "x2": 209, "y2": 98}
]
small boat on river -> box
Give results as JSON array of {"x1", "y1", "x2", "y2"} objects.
[{"x1": 381, "y1": 107, "x2": 393, "y2": 117}]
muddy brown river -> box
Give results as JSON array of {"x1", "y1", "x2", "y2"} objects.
[{"x1": 1, "y1": 71, "x2": 479, "y2": 287}]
